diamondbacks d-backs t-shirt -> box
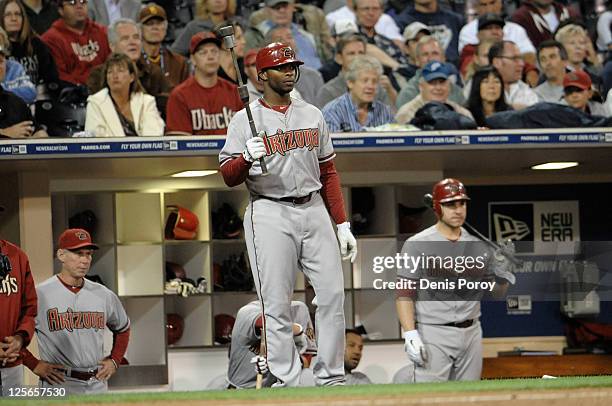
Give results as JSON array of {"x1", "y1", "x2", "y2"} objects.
[
  {"x1": 41, "y1": 19, "x2": 110, "y2": 85},
  {"x1": 165, "y1": 76, "x2": 243, "y2": 136}
]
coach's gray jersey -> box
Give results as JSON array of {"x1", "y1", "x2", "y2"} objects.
[
  {"x1": 227, "y1": 301, "x2": 315, "y2": 388},
  {"x1": 398, "y1": 225, "x2": 499, "y2": 325},
  {"x1": 34, "y1": 276, "x2": 130, "y2": 369},
  {"x1": 219, "y1": 98, "x2": 335, "y2": 199}
]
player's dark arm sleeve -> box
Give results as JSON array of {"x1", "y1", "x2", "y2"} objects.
[
  {"x1": 16, "y1": 259, "x2": 37, "y2": 345},
  {"x1": 109, "y1": 327, "x2": 130, "y2": 366},
  {"x1": 319, "y1": 159, "x2": 347, "y2": 224},
  {"x1": 20, "y1": 348, "x2": 40, "y2": 370},
  {"x1": 396, "y1": 276, "x2": 417, "y2": 299},
  {"x1": 220, "y1": 155, "x2": 253, "y2": 187}
]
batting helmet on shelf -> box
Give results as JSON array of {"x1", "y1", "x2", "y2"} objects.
[
  {"x1": 165, "y1": 205, "x2": 199, "y2": 240},
  {"x1": 166, "y1": 313, "x2": 185, "y2": 345},
  {"x1": 216, "y1": 253, "x2": 254, "y2": 292},
  {"x1": 212, "y1": 203, "x2": 242, "y2": 239},
  {"x1": 430, "y1": 178, "x2": 470, "y2": 217},
  {"x1": 255, "y1": 42, "x2": 304, "y2": 74},
  {"x1": 165, "y1": 261, "x2": 187, "y2": 281},
  {"x1": 214, "y1": 314, "x2": 236, "y2": 344}
]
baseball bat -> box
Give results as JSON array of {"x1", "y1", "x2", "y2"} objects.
[
  {"x1": 423, "y1": 194, "x2": 521, "y2": 265},
  {"x1": 256, "y1": 312, "x2": 267, "y2": 389},
  {"x1": 218, "y1": 26, "x2": 269, "y2": 176}
]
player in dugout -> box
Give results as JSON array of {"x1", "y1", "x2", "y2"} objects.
[{"x1": 21, "y1": 228, "x2": 130, "y2": 394}]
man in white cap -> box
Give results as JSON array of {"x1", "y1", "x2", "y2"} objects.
[{"x1": 402, "y1": 21, "x2": 431, "y2": 77}]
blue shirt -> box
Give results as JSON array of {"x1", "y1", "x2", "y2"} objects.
[
  {"x1": 322, "y1": 92, "x2": 394, "y2": 132},
  {"x1": 2, "y1": 59, "x2": 36, "y2": 105}
]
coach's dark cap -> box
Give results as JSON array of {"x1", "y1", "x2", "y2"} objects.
[
  {"x1": 58, "y1": 228, "x2": 99, "y2": 250},
  {"x1": 190, "y1": 31, "x2": 221, "y2": 54},
  {"x1": 478, "y1": 13, "x2": 505, "y2": 31}
]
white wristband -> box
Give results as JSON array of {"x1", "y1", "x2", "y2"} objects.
[{"x1": 337, "y1": 221, "x2": 351, "y2": 231}]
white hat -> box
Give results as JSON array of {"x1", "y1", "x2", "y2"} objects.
[
  {"x1": 403, "y1": 21, "x2": 431, "y2": 42},
  {"x1": 333, "y1": 19, "x2": 359, "y2": 37}
]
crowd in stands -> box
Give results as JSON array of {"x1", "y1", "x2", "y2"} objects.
[{"x1": 0, "y1": 0, "x2": 611, "y2": 138}]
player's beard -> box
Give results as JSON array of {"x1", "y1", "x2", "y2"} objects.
[{"x1": 268, "y1": 78, "x2": 295, "y2": 96}]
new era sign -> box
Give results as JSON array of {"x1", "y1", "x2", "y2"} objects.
[{"x1": 488, "y1": 201, "x2": 580, "y2": 255}]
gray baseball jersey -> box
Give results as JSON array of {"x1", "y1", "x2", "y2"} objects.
[
  {"x1": 34, "y1": 276, "x2": 129, "y2": 374},
  {"x1": 219, "y1": 97, "x2": 336, "y2": 199},
  {"x1": 398, "y1": 225, "x2": 500, "y2": 325},
  {"x1": 220, "y1": 96, "x2": 345, "y2": 386},
  {"x1": 227, "y1": 301, "x2": 316, "y2": 389},
  {"x1": 398, "y1": 224, "x2": 505, "y2": 382}
]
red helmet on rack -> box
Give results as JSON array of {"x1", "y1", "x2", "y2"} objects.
[
  {"x1": 432, "y1": 178, "x2": 470, "y2": 217},
  {"x1": 165, "y1": 205, "x2": 199, "y2": 240},
  {"x1": 166, "y1": 313, "x2": 184, "y2": 345},
  {"x1": 214, "y1": 314, "x2": 236, "y2": 344},
  {"x1": 255, "y1": 42, "x2": 304, "y2": 74}
]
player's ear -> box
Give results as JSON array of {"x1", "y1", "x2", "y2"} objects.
[
  {"x1": 56, "y1": 249, "x2": 66, "y2": 261},
  {"x1": 258, "y1": 71, "x2": 268, "y2": 82}
]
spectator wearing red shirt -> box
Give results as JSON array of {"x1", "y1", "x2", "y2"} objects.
[
  {"x1": 41, "y1": 0, "x2": 110, "y2": 86},
  {"x1": 166, "y1": 31, "x2": 243, "y2": 136}
]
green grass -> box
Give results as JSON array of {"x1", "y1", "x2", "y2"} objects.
[{"x1": 5, "y1": 375, "x2": 612, "y2": 405}]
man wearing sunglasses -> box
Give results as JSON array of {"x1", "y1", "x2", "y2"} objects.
[{"x1": 41, "y1": 0, "x2": 110, "y2": 86}]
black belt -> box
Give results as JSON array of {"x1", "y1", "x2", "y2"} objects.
[
  {"x1": 443, "y1": 319, "x2": 474, "y2": 328},
  {"x1": 257, "y1": 191, "x2": 315, "y2": 205},
  {"x1": 66, "y1": 368, "x2": 98, "y2": 381}
]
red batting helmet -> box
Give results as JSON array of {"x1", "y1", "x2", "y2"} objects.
[
  {"x1": 432, "y1": 178, "x2": 470, "y2": 217},
  {"x1": 255, "y1": 42, "x2": 304, "y2": 74},
  {"x1": 165, "y1": 205, "x2": 199, "y2": 240},
  {"x1": 214, "y1": 314, "x2": 236, "y2": 344},
  {"x1": 166, "y1": 313, "x2": 185, "y2": 345}
]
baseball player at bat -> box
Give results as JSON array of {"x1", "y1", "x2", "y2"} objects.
[
  {"x1": 21, "y1": 229, "x2": 130, "y2": 394},
  {"x1": 228, "y1": 301, "x2": 316, "y2": 389},
  {"x1": 219, "y1": 42, "x2": 357, "y2": 387},
  {"x1": 396, "y1": 179, "x2": 515, "y2": 382},
  {"x1": 0, "y1": 210, "x2": 37, "y2": 396}
]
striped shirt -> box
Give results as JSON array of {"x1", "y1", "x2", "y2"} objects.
[{"x1": 322, "y1": 93, "x2": 394, "y2": 132}]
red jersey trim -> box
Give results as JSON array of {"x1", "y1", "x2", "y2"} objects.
[
  {"x1": 319, "y1": 159, "x2": 347, "y2": 224},
  {"x1": 318, "y1": 152, "x2": 336, "y2": 163},
  {"x1": 259, "y1": 98, "x2": 291, "y2": 114}
]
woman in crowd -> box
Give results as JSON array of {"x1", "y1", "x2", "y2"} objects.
[
  {"x1": 0, "y1": 0, "x2": 59, "y2": 99},
  {"x1": 215, "y1": 19, "x2": 245, "y2": 85},
  {"x1": 466, "y1": 65, "x2": 511, "y2": 127},
  {"x1": 0, "y1": 25, "x2": 35, "y2": 103},
  {"x1": 555, "y1": 23, "x2": 602, "y2": 91},
  {"x1": 85, "y1": 53, "x2": 164, "y2": 137},
  {"x1": 171, "y1": 0, "x2": 237, "y2": 56}
]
